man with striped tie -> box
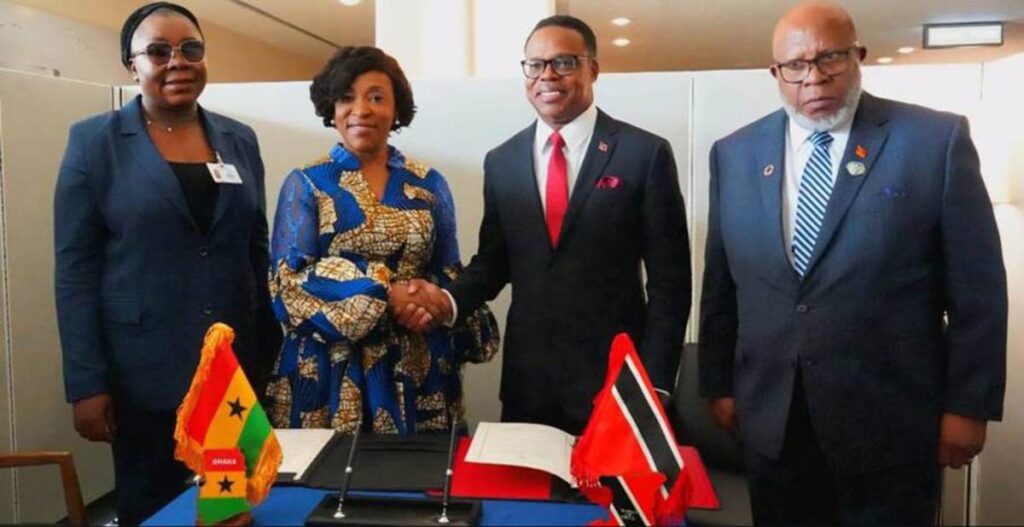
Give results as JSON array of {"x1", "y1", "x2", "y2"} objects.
[{"x1": 698, "y1": 1, "x2": 1007, "y2": 525}]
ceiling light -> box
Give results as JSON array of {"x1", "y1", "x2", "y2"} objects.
[
  {"x1": 897, "y1": 46, "x2": 915, "y2": 54},
  {"x1": 924, "y1": 22, "x2": 1003, "y2": 48},
  {"x1": 611, "y1": 17, "x2": 631, "y2": 27},
  {"x1": 876, "y1": 56, "x2": 894, "y2": 64},
  {"x1": 338, "y1": 0, "x2": 361, "y2": 5},
  {"x1": 612, "y1": 38, "x2": 631, "y2": 47}
]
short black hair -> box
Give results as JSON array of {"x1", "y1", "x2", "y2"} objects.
[
  {"x1": 525, "y1": 15, "x2": 598, "y2": 58},
  {"x1": 120, "y1": 2, "x2": 203, "y2": 69},
  {"x1": 309, "y1": 46, "x2": 416, "y2": 131}
]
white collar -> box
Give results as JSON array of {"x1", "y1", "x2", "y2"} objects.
[
  {"x1": 787, "y1": 98, "x2": 858, "y2": 147},
  {"x1": 534, "y1": 103, "x2": 599, "y2": 152}
]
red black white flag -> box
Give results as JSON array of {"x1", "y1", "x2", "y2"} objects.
[{"x1": 571, "y1": 334, "x2": 691, "y2": 526}]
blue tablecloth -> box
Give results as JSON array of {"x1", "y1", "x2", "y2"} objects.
[{"x1": 144, "y1": 486, "x2": 611, "y2": 526}]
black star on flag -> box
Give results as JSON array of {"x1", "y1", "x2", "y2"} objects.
[
  {"x1": 227, "y1": 397, "x2": 247, "y2": 421},
  {"x1": 217, "y1": 475, "x2": 234, "y2": 494}
]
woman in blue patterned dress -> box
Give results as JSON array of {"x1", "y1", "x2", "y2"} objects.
[{"x1": 265, "y1": 47, "x2": 499, "y2": 434}]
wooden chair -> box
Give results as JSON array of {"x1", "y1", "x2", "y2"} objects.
[{"x1": 0, "y1": 451, "x2": 86, "y2": 526}]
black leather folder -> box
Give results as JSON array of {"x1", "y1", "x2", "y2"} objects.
[{"x1": 299, "y1": 433, "x2": 451, "y2": 491}]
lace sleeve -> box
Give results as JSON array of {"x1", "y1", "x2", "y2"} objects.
[{"x1": 269, "y1": 169, "x2": 388, "y2": 343}]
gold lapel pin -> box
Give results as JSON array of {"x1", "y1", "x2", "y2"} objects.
[
  {"x1": 846, "y1": 161, "x2": 866, "y2": 176},
  {"x1": 763, "y1": 164, "x2": 775, "y2": 177}
]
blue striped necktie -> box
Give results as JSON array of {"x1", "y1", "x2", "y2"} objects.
[{"x1": 792, "y1": 131, "x2": 834, "y2": 276}]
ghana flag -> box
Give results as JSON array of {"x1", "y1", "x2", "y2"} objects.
[
  {"x1": 199, "y1": 449, "x2": 249, "y2": 523},
  {"x1": 174, "y1": 323, "x2": 281, "y2": 508}
]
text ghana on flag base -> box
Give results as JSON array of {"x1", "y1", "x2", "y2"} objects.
[
  {"x1": 175, "y1": 323, "x2": 282, "y2": 507},
  {"x1": 199, "y1": 449, "x2": 250, "y2": 523},
  {"x1": 571, "y1": 333, "x2": 692, "y2": 526}
]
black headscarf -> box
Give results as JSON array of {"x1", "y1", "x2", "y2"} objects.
[{"x1": 120, "y1": 2, "x2": 204, "y2": 69}]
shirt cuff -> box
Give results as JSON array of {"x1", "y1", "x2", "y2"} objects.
[{"x1": 442, "y1": 289, "x2": 458, "y2": 327}]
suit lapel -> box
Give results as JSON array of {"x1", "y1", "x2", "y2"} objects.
[
  {"x1": 558, "y1": 110, "x2": 619, "y2": 248},
  {"x1": 755, "y1": 110, "x2": 793, "y2": 276},
  {"x1": 802, "y1": 92, "x2": 890, "y2": 277},
  {"x1": 203, "y1": 110, "x2": 238, "y2": 232},
  {"x1": 119, "y1": 97, "x2": 197, "y2": 230}
]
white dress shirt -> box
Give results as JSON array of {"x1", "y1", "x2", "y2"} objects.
[
  {"x1": 533, "y1": 103, "x2": 599, "y2": 211},
  {"x1": 441, "y1": 103, "x2": 599, "y2": 325},
  {"x1": 782, "y1": 107, "x2": 857, "y2": 266}
]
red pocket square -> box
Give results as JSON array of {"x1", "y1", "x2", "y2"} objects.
[{"x1": 596, "y1": 175, "x2": 621, "y2": 189}]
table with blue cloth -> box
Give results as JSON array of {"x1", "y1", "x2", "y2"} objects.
[{"x1": 144, "y1": 486, "x2": 611, "y2": 526}]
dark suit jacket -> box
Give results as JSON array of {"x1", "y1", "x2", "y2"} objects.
[
  {"x1": 699, "y1": 92, "x2": 1007, "y2": 472},
  {"x1": 54, "y1": 96, "x2": 279, "y2": 411},
  {"x1": 448, "y1": 109, "x2": 691, "y2": 434}
]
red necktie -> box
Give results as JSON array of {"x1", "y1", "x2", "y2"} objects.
[{"x1": 546, "y1": 131, "x2": 568, "y2": 248}]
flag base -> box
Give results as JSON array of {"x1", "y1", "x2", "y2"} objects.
[
  {"x1": 304, "y1": 494, "x2": 480, "y2": 527},
  {"x1": 196, "y1": 511, "x2": 252, "y2": 526}
]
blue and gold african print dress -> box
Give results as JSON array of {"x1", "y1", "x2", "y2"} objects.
[{"x1": 265, "y1": 144, "x2": 499, "y2": 434}]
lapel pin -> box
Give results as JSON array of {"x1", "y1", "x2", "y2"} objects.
[
  {"x1": 598, "y1": 141, "x2": 609, "y2": 153},
  {"x1": 846, "y1": 161, "x2": 866, "y2": 176},
  {"x1": 855, "y1": 145, "x2": 868, "y2": 159},
  {"x1": 763, "y1": 164, "x2": 775, "y2": 177}
]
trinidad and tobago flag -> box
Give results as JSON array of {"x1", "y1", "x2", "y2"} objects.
[{"x1": 571, "y1": 334, "x2": 691, "y2": 526}]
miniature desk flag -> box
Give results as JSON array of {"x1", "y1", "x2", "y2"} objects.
[
  {"x1": 571, "y1": 334, "x2": 692, "y2": 526},
  {"x1": 175, "y1": 323, "x2": 282, "y2": 523}
]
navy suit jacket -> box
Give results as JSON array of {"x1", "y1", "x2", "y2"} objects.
[
  {"x1": 55, "y1": 96, "x2": 278, "y2": 411},
  {"x1": 698, "y1": 92, "x2": 1007, "y2": 472},
  {"x1": 448, "y1": 110, "x2": 691, "y2": 434}
]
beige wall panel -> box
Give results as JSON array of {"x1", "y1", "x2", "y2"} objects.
[
  {"x1": 0, "y1": 69, "x2": 114, "y2": 523},
  {"x1": 0, "y1": 93, "x2": 12, "y2": 527},
  {"x1": 2, "y1": 1, "x2": 320, "y2": 85},
  {"x1": 979, "y1": 205, "x2": 1024, "y2": 525},
  {"x1": 976, "y1": 51, "x2": 1024, "y2": 527}
]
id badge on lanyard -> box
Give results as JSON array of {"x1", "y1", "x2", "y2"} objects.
[{"x1": 206, "y1": 152, "x2": 243, "y2": 185}]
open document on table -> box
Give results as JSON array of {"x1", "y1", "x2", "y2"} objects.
[
  {"x1": 275, "y1": 429, "x2": 336, "y2": 481},
  {"x1": 465, "y1": 422, "x2": 577, "y2": 486}
]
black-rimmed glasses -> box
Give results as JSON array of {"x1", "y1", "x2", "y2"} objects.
[
  {"x1": 131, "y1": 40, "x2": 206, "y2": 66},
  {"x1": 521, "y1": 55, "x2": 592, "y2": 79},
  {"x1": 771, "y1": 46, "x2": 864, "y2": 83}
]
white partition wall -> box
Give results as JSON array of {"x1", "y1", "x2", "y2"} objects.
[
  {"x1": 126, "y1": 64, "x2": 1024, "y2": 522},
  {"x1": 0, "y1": 69, "x2": 115, "y2": 523},
  {"x1": 194, "y1": 73, "x2": 694, "y2": 428},
  {"x1": 0, "y1": 58, "x2": 1019, "y2": 522}
]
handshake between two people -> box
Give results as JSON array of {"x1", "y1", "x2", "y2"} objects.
[{"x1": 388, "y1": 278, "x2": 454, "y2": 333}]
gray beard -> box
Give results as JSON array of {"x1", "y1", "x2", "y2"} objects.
[{"x1": 781, "y1": 75, "x2": 862, "y2": 132}]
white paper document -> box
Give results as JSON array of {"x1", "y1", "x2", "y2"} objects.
[
  {"x1": 466, "y1": 422, "x2": 577, "y2": 485},
  {"x1": 274, "y1": 428, "x2": 336, "y2": 481}
]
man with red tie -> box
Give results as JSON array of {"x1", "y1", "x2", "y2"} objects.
[{"x1": 393, "y1": 15, "x2": 691, "y2": 434}]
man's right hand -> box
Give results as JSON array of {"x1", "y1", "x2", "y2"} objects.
[
  {"x1": 73, "y1": 393, "x2": 115, "y2": 442},
  {"x1": 710, "y1": 397, "x2": 738, "y2": 433}
]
